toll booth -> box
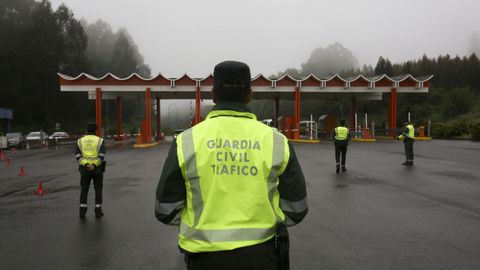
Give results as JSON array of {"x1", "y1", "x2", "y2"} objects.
[
  {"x1": 278, "y1": 116, "x2": 295, "y2": 139},
  {"x1": 317, "y1": 114, "x2": 337, "y2": 138},
  {"x1": 300, "y1": 120, "x2": 318, "y2": 140}
]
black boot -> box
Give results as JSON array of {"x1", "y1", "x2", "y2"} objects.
[
  {"x1": 336, "y1": 164, "x2": 340, "y2": 174},
  {"x1": 341, "y1": 166, "x2": 347, "y2": 172},
  {"x1": 402, "y1": 161, "x2": 408, "y2": 166},
  {"x1": 79, "y1": 207, "x2": 87, "y2": 219},
  {"x1": 95, "y1": 207, "x2": 104, "y2": 218}
]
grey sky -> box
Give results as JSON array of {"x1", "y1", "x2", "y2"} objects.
[{"x1": 49, "y1": 0, "x2": 480, "y2": 77}]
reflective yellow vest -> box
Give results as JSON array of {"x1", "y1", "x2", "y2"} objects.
[
  {"x1": 407, "y1": 124, "x2": 415, "y2": 138},
  {"x1": 176, "y1": 110, "x2": 290, "y2": 253},
  {"x1": 399, "y1": 124, "x2": 415, "y2": 140},
  {"x1": 77, "y1": 135, "x2": 103, "y2": 166},
  {"x1": 335, "y1": 126, "x2": 349, "y2": 140}
]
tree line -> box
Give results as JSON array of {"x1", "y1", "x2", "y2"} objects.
[
  {"x1": 263, "y1": 43, "x2": 480, "y2": 139},
  {"x1": 0, "y1": 0, "x2": 150, "y2": 133},
  {"x1": 362, "y1": 54, "x2": 480, "y2": 139}
]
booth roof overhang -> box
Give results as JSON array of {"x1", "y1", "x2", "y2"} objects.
[{"x1": 58, "y1": 73, "x2": 433, "y2": 101}]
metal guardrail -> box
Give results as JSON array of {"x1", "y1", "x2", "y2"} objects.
[
  {"x1": 374, "y1": 128, "x2": 425, "y2": 137},
  {"x1": 48, "y1": 137, "x2": 77, "y2": 146},
  {"x1": 26, "y1": 136, "x2": 80, "y2": 149},
  {"x1": 26, "y1": 140, "x2": 48, "y2": 150},
  {"x1": 317, "y1": 130, "x2": 364, "y2": 139},
  {"x1": 314, "y1": 122, "x2": 431, "y2": 140}
]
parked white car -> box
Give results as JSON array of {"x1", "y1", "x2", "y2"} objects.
[
  {"x1": 48, "y1": 131, "x2": 69, "y2": 140},
  {"x1": 26, "y1": 131, "x2": 48, "y2": 148}
]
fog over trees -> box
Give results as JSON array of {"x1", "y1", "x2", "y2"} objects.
[
  {"x1": 468, "y1": 31, "x2": 480, "y2": 59},
  {"x1": 258, "y1": 42, "x2": 480, "y2": 139},
  {"x1": 0, "y1": 0, "x2": 150, "y2": 133}
]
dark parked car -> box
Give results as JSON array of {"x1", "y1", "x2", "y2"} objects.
[{"x1": 6, "y1": 132, "x2": 26, "y2": 149}]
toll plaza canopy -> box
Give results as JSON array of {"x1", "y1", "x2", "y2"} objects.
[{"x1": 58, "y1": 72, "x2": 433, "y2": 141}]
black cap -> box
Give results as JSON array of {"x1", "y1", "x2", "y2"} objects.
[
  {"x1": 214, "y1": 61, "x2": 251, "y2": 90},
  {"x1": 87, "y1": 123, "x2": 97, "y2": 132}
]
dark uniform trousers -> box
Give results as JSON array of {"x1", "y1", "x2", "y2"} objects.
[
  {"x1": 334, "y1": 140, "x2": 348, "y2": 166},
  {"x1": 185, "y1": 238, "x2": 278, "y2": 270},
  {"x1": 79, "y1": 165, "x2": 103, "y2": 205},
  {"x1": 404, "y1": 140, "x2": 414, "y2": 162}
]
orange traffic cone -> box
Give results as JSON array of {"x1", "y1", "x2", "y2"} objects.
[
  {"x1": 34, "y1": 181, "x2": 44, "y2": 195},
  {"x1": 18, "y1": 166, "x2": 26, "y2": 176},
  {"x1": 0, "y1": 151, "x2": 4, "y2": 161},
  {"x1": 4, "y1": 158, "x2": 11, "y2": 167}
]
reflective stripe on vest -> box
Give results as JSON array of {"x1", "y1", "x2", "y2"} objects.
[
  {"x1": 177, "y1": 110, "x2": 289, "y2": 252},
  {"x1": 268, "y1": 131, "x2": 286, "y2": 223},
  {"x1": 78, "y1": 135, "x2": 102, "y2": 166},
  {"x1": 180, "y1": 222, "x2": 276, "y2": 243},
  {"x1": 335, "y1": 126, "x2": 349, "y2": 140}
]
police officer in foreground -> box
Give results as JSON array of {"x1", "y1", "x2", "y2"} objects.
[
  {"x1": 155, "y1": 60, "x2": 308, "y2": 270},
  {"x1": 75, "y1": 123, "x2": 106, "y2": 219},
  {"x1": 333, "y1": 119, "x2": 350, "y2": 174},
  {"x1": 398, "y1": 121, "x2": 415, "y2": 166}
]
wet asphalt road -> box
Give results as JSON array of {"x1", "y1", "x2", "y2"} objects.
[{"x1": 1, "y1": 139, "x2": 480, "y2": 270}]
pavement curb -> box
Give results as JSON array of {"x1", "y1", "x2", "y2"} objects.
[
  {"x1": 351, "y1": 138, "x2": 377, "y2": 142},
  {"x1": 376, "y1": 136, "x2": 433, "y2": 141},
  {"x1": 133, "y1": 142, "x2": 161, "y2": 148},
  {"x1": 376, "y1": 136, "x2": 396, "y2": 140},
  {"x1": 415, "y1": 137, "x2": 433, "y2": 141},
  {"x1": 289, "y1": 139, "x2": 321, "y2": 143}
]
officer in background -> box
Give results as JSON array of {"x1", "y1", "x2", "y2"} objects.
[
  {"x1": 398, "y1": 121, "x2": 415, "y2": 166},
  {"x1": 333, "y1": 119, "x2": 350, "y2": 174},
  {"x1": 155, "y1": 60, "x2": 308, "y2": 270},
  {"x1": 75, "y1": 123, "x2": 106, "y2": 219}
]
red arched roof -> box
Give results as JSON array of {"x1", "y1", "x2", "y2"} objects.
[
  {"x1": 58, "y1": 73, "x2": 433, "y2": 90},
  {"x1": 173, "y1": 74, "x2": 196, "y2": 86},
  {"x1": 324, "y1": 75, "x2": 346, "y2": 87},
  {"x1": 198, "y1": 74, "x2": 214, "y2": 86},
  {"x1": 251, "y1": 74, "x2": 273, "y2": 87},
  {"x1": 348, "y1": 75, "x2": 370, "y2": 87},
  {"x1": 275, "y1": 74, "x2": 298, "y2": 87},
  {"x1": 300, "y1": 74, "x2": 322, "y2": 87}
]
